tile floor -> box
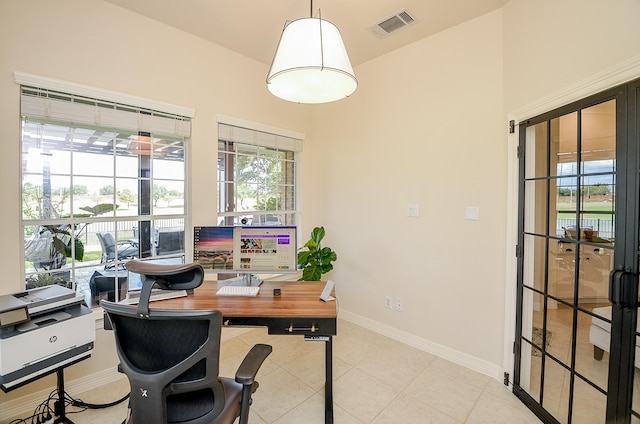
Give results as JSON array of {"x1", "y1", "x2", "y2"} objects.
[{"x1": 8, "y1": 319, "x2": 541, "y2": 424}]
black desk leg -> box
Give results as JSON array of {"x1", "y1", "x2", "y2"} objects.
[
  {"x1": 325, "y1": 337, "x2": 334, "y2": 424},
  {"x1": 53, "y1": 368, "x2": 75, "y2": 424}
]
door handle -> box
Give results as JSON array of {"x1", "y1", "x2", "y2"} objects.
[{"x1": 609, "y1": 269, "x2": 637, "y2": 308}]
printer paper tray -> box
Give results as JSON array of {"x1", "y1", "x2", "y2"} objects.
[{"x1": 0, "y1": 342, "x2": 93, "y2": 392}]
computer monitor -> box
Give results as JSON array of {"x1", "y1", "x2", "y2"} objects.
[{"x1": 193, "y1": 225, "x2": 298, "y2": 285}]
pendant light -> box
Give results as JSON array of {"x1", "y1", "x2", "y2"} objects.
[{"x1": 266, "y1": 1, "x2": 357, "y2": 104}]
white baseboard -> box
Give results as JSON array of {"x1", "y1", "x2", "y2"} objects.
[
  {"x1": 0, "y1": 367, "x2": 124, "y2": 422},
  {"x1": 338, "y1": 309, "x2": 504, "y2": 382}
]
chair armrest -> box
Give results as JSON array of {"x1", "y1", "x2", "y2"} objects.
[
  {"x1": 235, "y1": 343, "x2": 272, "y2": 385},
  {"x1": 116, "y1": 239, "x2": 136, "y2": 247}
]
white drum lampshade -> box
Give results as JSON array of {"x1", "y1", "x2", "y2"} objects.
[{"x1": 267, "y1": 17, "x2": 357, "y2": 104}]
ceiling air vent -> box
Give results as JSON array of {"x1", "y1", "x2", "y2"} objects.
[{"x1": 369, "y1": 9, "x2": 417, "y2": 38}]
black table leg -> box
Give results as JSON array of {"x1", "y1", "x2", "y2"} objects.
[
  {"x1": 325, "y1": 336, "x2": 334, "y2": 424},
  {"x1": 53, "y1": 368, "x2": 75, "y2": 424}
]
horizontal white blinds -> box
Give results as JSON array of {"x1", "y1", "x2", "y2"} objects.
[
  {"x1": 21, "y1": 86, "x2": 191, "y2": 138},
  {"x1": 218, "y1": 122, "x2": 302, "y2": 152}
]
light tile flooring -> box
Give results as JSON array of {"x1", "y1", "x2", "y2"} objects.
[{"x1": 9, "y1": 319, "x2": 541, "y2": 424}]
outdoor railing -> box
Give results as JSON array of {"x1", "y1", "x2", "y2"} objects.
[{"x1": 556, "y1": 218, "x2": 614, "y2": 240}]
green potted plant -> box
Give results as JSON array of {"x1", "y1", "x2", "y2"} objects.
[
  {"x1": 25, "y1": 272, "x2": 67, "y2": 289},
  {"x1": 43, "y1": 224, "x2": 84, "y2": 262},
  {"x1": 297, "y1": 226, "x2": 337, "y2": 281},
  {"x1": 43, "y1": 204, "x2": 119, "y2": 262}
]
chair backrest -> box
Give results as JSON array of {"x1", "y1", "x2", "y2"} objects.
[
  {"x1": 102, "y1": 301, "x2": 226, "y2": 424},
  {"x1": 126, "y1": 261, "x2": 204, "y2": 317},
  {"x1": 24, "y1": 229, "x2": 54, "y2": 263},
  {"x1": 92, "y1": 275, "x2": 128, "y2": 304},
  {"x1": 96, "y1": 232, "x2": 116, "y2": 260},
  {"x1": 125, "y1": 261, "x2": 203, "y2": 291}
]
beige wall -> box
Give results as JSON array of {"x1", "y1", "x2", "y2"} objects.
[
  {"x1": 312, "y1": 10, "x2": 506, "y2": 366},
  {"x1": 503, "y1": 0, "x2": 640, "y2": 112},
  {"x1": 3, "y1": 0, "x2": 640, "y2": 413}
]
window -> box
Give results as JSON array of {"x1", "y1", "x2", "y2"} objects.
[
  {"x1": 217, "y1": 121, "x2": 302, "y2": 226},
  {"x1": 20, "y1": 82, "x2": 192, "y2": 305}
]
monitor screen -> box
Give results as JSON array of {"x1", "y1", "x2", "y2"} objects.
[
  {"x1": 194, "y1": 226, "x2": 297, "y2": 274},
  {"x1": 193, "y1": 226, "x2": 235, "y2": 271}
]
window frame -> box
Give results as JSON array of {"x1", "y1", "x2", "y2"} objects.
[
  {"x1": 17, "y1": 73, "x2": 194, "y2": 301},
  {"x1": 216, "y1": 117, "x2": 303, "y2": 228}
]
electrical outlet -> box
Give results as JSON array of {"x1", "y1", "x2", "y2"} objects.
[
  {"x1": 385, "y1": 296, "x2": 393, "y2": 309},
  {"x1": 396, "y1": 298, "x2": 403, "y2": 312}
]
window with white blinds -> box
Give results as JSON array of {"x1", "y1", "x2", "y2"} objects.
[
  {"x1": 217, "y1": 121, "x2": 302, "y2": 226},
  {"x1": 20, "y1": 82, "x2": 191, "y2": 302}
]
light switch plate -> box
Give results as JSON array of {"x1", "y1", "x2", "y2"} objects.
[
  {"x1": 407, "y1": 204, "x2": 420, "y2": 217},
  {"x1": 465, "y1": 206, "x2": 480, "y2": 221}
]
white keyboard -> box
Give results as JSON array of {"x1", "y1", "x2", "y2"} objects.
[
  {"x1": 216, "y1": 285, "x2": 260, "y2": 297},
  {"x1": 123, "y1": 288, "x2": 188, "y2": 304}
]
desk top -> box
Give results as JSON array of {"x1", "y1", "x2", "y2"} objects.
[{"x1": 151, "y1": 280, "x2": 337, "y2": 320}]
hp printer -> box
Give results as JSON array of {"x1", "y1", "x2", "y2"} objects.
[{"x1": 0, "y1": 285, "x2": 95, "y2": 391}]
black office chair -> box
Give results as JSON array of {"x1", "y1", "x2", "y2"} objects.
[
  {"x1": 101, "y1": 261, "x2": 272, "y2": 424},
  {"x1": 89, "y1": 273, "x2": 128, "y2": 306}
]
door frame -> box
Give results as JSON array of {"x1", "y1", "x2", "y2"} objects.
[{"x1": 503, "y1": 56, "x2": 640, "y2": 388}]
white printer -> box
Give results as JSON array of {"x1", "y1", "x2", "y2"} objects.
[{"x1": 0, "y1": 285, "x2": 95, "y2": 391}]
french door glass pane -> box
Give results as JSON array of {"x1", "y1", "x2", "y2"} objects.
[
  {"x1": 581, "y1": 100, "x2": 616, "y2": 165},
  {"x1": 521, "y1": 288, "x2": 543, "y2": 402},
  {"x1": 551, "y1": 113, "x2": 578, "y2": 178},
  {"x1": 544, "y1": 359, "x2": 571, "y2": 423},
  {"x1": 575, "y1": 310, "x2": 609, "y2": 391},
  {"x1": 522, "y1": 234, "x2": 546, "y2": 291},
  {"x1": 548, "y1": 239, "x2": 575, "y2": 303},
  {"x1": 572, "y1": 376, "x2": 607, "y2": 423},
  {"x1": 545, "y1": 306, "x2": 573, "y2": 368},
  {"x1": 556, "y1": 179, "x2": 578, "y2": 241},
  {"x1": 577, "y1": 243, "x2": 613, "y2": 308},
  {"x1": 524, "y1": 179, "x2": 547, "y2": 235},
  {"x1": 525, "y1": 121, "x2": 548, "y2": 179}
]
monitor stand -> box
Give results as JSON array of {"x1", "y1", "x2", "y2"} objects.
[{"x1": 226, "y1": 273, "x2": 263, "y2": 287}]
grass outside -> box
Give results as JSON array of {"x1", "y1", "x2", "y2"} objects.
[
  {"x1": 557, "y1": 200, "x2": 614, "y2": 220},
  {"x1": 24, "y1": 250, "x2": 102, "y2": 271}
]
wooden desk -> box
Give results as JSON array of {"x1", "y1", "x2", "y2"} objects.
[{"x1": 156, "y1": 280, "x2": 337, "y2": 424}]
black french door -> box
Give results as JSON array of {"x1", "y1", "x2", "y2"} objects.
[{"x1": 513, "y1": 77, "x2": 640, "y2": 424}]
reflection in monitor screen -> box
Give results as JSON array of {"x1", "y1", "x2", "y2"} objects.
[{"x1": 194, "y1": 226, "x2": 297, "y2": 284}]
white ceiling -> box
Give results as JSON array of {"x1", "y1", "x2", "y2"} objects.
[{"x1": 104, "y1": 0, "x2": 509, "y2": 66}]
